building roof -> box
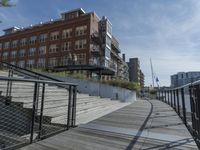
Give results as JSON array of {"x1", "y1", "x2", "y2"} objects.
[{"x1": 60, "y1": 8, "x2": 86, "y2": 16}]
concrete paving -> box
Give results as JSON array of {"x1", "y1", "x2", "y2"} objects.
[{"x1": 20, "y1": 99, "x2": 198, "y2": 150}]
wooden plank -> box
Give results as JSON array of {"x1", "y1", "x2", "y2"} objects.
[{"x1": 20, "y1": 99, "x2": 198, "y2": 150}]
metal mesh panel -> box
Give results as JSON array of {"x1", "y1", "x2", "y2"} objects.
[{"x1": 0, "y1": 76, "x2": 77, "y2": 149}]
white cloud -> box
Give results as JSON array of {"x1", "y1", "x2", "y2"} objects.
[{"x1": 111, "y1": 0, "x2": 200, "y2": 86}]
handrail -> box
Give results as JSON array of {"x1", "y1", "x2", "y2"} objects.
[
  {"x1": 161, "y1": 79, "x2": 200, "y2": 91},
  {"x1": 0, "y1": 76, "x2": 78, "y2": 86},
  {"x1": 159, "y1": 82, "x2": 200, "y2": 148},
  {"x1": 0, "y1": 61, "x2": 63, "y2": 82}
]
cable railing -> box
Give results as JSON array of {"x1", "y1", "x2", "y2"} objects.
[
  {"x1": 158, "y1": 82, "x2": 200, "y2": 148},
  {"x1": 0, "y1": 76, "x2": 77, "y2": 149}
]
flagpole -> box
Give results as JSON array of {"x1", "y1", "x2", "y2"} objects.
[{"x1": 150, "y1": 58, "x2": 154, "y2": 88}]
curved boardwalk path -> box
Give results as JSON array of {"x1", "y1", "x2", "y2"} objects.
[{"x1": 20, "y1": 99, "x2": 198, "y2": 150}]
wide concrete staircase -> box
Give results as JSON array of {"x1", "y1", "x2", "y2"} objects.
[{"x1": 0, "y1": 70, "x2": 131, "y2": 125}]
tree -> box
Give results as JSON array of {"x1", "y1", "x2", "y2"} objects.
[
  {"x1": 0, "y1": 0, "x2": 15, "y2": 7},
  {"x1": 0, "y1": 0, "x2": 15, "y2": 23}
]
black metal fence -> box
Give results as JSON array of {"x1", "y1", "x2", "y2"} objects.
[
  {"x1": 158, "y1": 83, "x2": 200, "y2": 148},
  {"x1": 0, "y1": 76, "x2": 77, "y2": 149}
]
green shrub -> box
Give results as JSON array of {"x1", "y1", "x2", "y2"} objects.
[
  {"x1": 149, "y1": 89, "x2": 157, "y2": 95},
  {"x1": 101, "y1": 80, "x2": 140, "y2": 91}
]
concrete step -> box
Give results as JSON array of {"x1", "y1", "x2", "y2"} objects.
[
  {"x1": 51, "y1": 102, "x2": 130, "y2": 125},
  {"x1": 22, "y1": 97, "x2": 108, "y2": 109},
  {"x1": 10, "y1": 94, "x2": 93, "y2": 104},
  {"x1": 49, "y1": 100, "x2": 121, "y2": 121}
]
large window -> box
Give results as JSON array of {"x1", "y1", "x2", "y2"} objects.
[
  {"x1": 76, "y1": 53, "x2": 86, "y2": 65},
  {"x1": 39, "y1": 34, "x2": 47, "y2": 43},
  {"x1": 61, "y1": 56, "x2": 69, "y2": 66},
  {"x1": 50, "y1": 31, "x2": 59, "y2": 41},
  {"x1": 27, "y1": 59, "x2": 35, "y2": 68},
  {"x1": 48, "y1": 57, "x2": 58, "y2": 67},
  {"x1": 75, "y1": 39, "x2": 87, "y2": 50},
  {"x1": 2, "y1": 52, "x2": 8, "y2": 60},
  {"x1": 105, "y1": 47, "x2": 111, "y2": 59},
  {"x1": 62, "y1": 29, "x2": 72, "y2": 39},
  {"x1": 19, "y1": 49, "x2": 26, "y2": 57},
  {"x1": 38, "y1": 46, "x2": 46, "y2": 55},
  {"x1": 20, "y1": 38, "x2": 27, "y2": 46},
  {"x1": 29, "y1": 36, "x2": 37, "y2": 45},
  {"x1": 75, "y1": 25, "x2": 87, "y2": 36},
  {"x1": 62, "y1": 42, "x2": 71, "y2": 51},
  {"x1": 28, "y1": 48, "x2": 36, "y2": 56},
  {"x1": 4, "y1": 42, "x2": 10, "y2": 49},
  {"x1": 10, "y1": 61, "x2": 16, "y2": 65},
  {"x1": 49, "y1": 44, "x2": 58, "y2": 53},
  {"x1": 106, "y1": 36, "x2": 111, "y2": 48},
  {"x1": 12, "y1": 40, "x2": 18, "y2": 48},
  {"x1": 37, "y1": 58, "x2": 45, "y2": 68},
  {"x1": 107, "y1": 21, "x2": 112, "y2": 36},
  {"x1": 18, "y1": 60, "x2": 25, "y2": 68},
  {"x1": 11, "y1": 51, "x2": 17, "y2": 59}
]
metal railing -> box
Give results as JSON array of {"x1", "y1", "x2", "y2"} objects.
[
  {"x1": 158, "y1": 81, "x2": 200, "y2": 148},
  {"x1": 0, "y1": 76, "x2": 77, "y2": 149},
  {"x1": 0, "y1": 61, "x2": 67, "y2": 82}
]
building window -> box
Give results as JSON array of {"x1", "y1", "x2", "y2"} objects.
[
  {"x1": 27, "y1": 59, "x2": 35, "y2": 68},
  {"x1": 62, "y1": 29, "x2": 72, "y2": 39},
  {"x1": 11, "y1": 51, "x2": 17, "y2": 59},
  {"x1": 76, "y1": 53, "x2": 86, "y2": 65},
  {"x1": 50, "y1": 31, "x2": 59, "y2": 41},
  {"x1": 4, "y1": 42, "x2": 10, "y2": 49},
  {"x1": 106, "y1": 36, "x2": 111, "y2": 48},
  {"x1": 20, "y1": 38, "x2": 27, "y2": 46},
  {"x1": 29, "y1": 36, "x2": 37, "y2": 45},
  {"x1": 48, "y1": 57, "x2": 58, "y2": 67},
  {"x1": 12, "y1": 40, "x2": 18, "y2": 48},
  {"x1": 105, "y1": 47, "x2": 111, "y2": 59},
  {"x1": 49, "y1": 44, "x2": 58, "y2": 53},
  {"x1": 37, "y1": 58, "x2": 45, "y2": 68},
  {"x1": 28, "y1": 48, "x2": 36, "y2": 56},
  {"x1": 39, "y1": 34, "x2": 47, "y2": 43},
  {"x1": 0, "y1": 43, "x2": 2, "y2": 50},
  {"x1": 2, "y1": 52, "x2": 8, "y2": 60},
  {"x1": 61, "y1": 56, "x2": 70, "y2": 66},
  {"x1": 38, "y1": 46, "x2": 46, "y2": 55},
  {"x1": 62, "y1": 42, "x2": 71, "y2": 51},
  {"x1": 18, "y1": 60, "x2": 25, "y2": 68},
  {"x1": 75, "y1": 25, "x2": 87, "y2": 36},
  {"x1": 107, "y1": 22, "x2": 112, "y2": 36},
  {"x1": 75, "y1": 39, "x2": 86, "y2": 50},
  {"x1": 10, "y1": 61, "x2": 16, "y2": 65},
  {"x1": 19, "y1": 49, "x2": 26, "y2": 57}
]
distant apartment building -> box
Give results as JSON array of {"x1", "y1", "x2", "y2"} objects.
[
  {"x1": 127, "y1": 58, "x2": 144, "y2": 87},
  {"x1": 171, "y1": 72, "x2": 200, "y2": 87},
  {"x1": 0, "y1": 8, "x2": 128, "y2": 80}
]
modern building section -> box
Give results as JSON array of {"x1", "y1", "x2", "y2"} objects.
[
  {"x1": 171, "y1": 72, "x2": 200, "y2": 87},
  {"x1": 0, "y1": 8, "x2": 128, "y2": 80},
  {"x1": 127, "y1": 58, "x2": 144, "y2": 87}
]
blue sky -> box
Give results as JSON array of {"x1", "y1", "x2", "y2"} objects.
[{"x1": 1, "y1": 0, "x2": 200, "y2": 86}]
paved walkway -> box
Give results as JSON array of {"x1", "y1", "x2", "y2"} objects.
[{"x1": 20, "y1": 99, "x2": 198, "y2": 150}]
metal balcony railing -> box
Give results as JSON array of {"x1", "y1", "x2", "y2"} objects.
[{"x1": 159, "y1": 81, "x2": 200, "y2": 148}]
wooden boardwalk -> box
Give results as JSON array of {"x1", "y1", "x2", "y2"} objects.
[{"x1": 20, "y1": 99, "x2": 198, "y2": 150}]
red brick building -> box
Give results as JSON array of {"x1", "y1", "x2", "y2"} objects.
[{"x1": 0, "y1": 8, "x2": 128, "y2": 80}]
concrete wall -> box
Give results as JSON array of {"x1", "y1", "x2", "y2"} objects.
[{"x1": 46, "y1": 75, "x2": 136, "y2": 102}]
